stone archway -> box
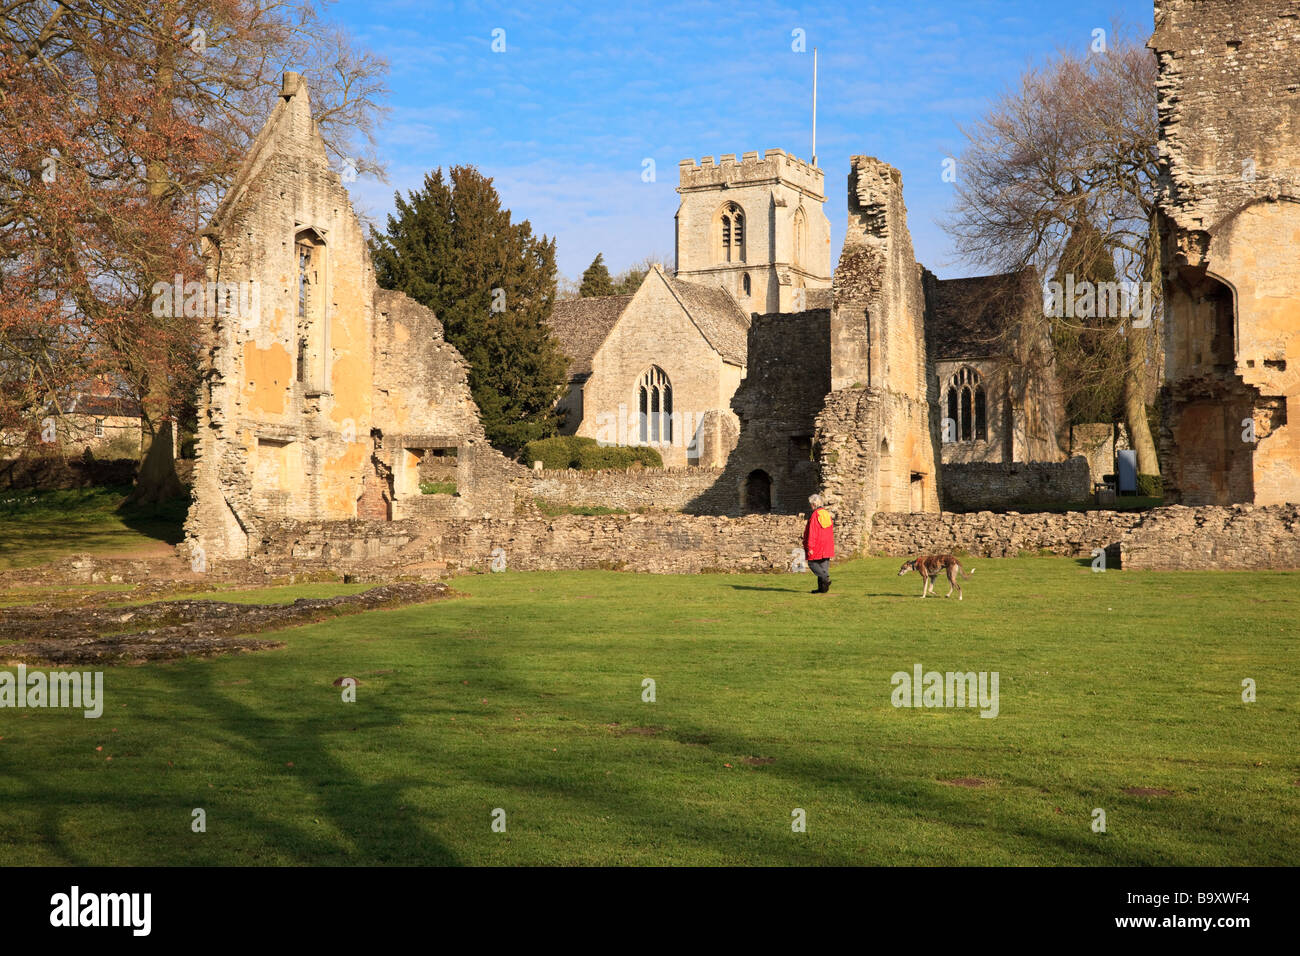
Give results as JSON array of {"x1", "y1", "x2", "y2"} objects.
[{"x1": 742, "y1": 469, "x2": 772, "y2": 514}]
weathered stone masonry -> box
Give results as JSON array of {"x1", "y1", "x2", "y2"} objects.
[
  {"x1": 940, "y1": 458, "x2": 1092, "y2": 513},
  {"x1": 1152, "y1": 0, "x2": 1300, "y2": 506},
  {"x1": 531, "y1": 465, "x2": 724, "y2": 513},
  {"x1": 184, "y1": 74, "x2": 527, "y2": 566},
  {"x1": 248, "y1": 513, "x2": 807, "y2": 576}
]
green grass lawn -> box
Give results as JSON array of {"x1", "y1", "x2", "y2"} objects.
[
  {"x1": 1, "y1": 557, "x2": 1295, "y2": 866},
  {"x1": 0, "y1": 486, "x2": 186, "y2": 570}
]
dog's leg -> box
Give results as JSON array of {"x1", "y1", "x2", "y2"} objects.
[{"x1": 944, "y1": 567, "x2": 955, "y2": 598}]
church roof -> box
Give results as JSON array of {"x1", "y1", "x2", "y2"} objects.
[
  {"x1": 547, "y1": 294, "x2": 635, "y2": 380},
  {"x1": 660, "y1": 273, "x2": 750, "y2": 366},
  {"x1": 547, "y1": 269, "x2": 751, "y2": 378},
  {"x1": 925, "y1": 270, "x2": 1036, "y2": 362}
]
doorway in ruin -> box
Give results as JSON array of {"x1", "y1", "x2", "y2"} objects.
[
  {"x1": 357, "y1": 456, "x2": 392, "y2": 520},
  {"x1": 909, "y1": 472, "x2": 925, "y2": 512},
  {"x1": 742, "y1": 469, "x2": 772, "y2": 514},
  {"x1": 1166, "y1": 270, "x2": 1255, "y2": 504}
]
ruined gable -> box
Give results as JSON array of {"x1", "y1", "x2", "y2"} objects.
[
  {"x1": 693, "y1": 156, "x2": 941, "y2": 544},
  {"x1": 184, "y1": 74, "x2": 522, "y2": 567}
]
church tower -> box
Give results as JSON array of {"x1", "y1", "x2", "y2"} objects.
[{"x1": 674, "y1": 149, "x2": 831, "y2": 314}]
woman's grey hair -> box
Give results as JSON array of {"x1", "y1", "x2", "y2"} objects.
[{"x1": 808, "y1": 494, "x2": 824, "y2": 508}]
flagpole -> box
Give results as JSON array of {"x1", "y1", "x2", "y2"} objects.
[{"x1": 812, "y1": 47, "x2": 818, "y2": 167}]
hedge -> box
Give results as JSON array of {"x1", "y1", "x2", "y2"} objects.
[{"x1": 523, "y1": 435, "x2": 663, "y2": 471}]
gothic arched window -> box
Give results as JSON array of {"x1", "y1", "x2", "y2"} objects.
[
  {"x1": 637, "y1": 365, "x2": 673, "y2": 445},
  {"x1": 943, "y1": 366, "x2": 987, "y2": 443},
  {"x1": 295, "y1": 228, "x2": 326, "y2": 388},
  {"x1": 741, "y1": 272, "x2": 751, "y2": 297},
  {"x1": 717, "y1": 203, "x2": 745, "y2": 264},
  {"x1": 793, "y1": 207, "x2": 806, "y2": 268}
]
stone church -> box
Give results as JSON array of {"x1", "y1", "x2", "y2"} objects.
[
  {"x1": 547, "y1": 146, "x2": 1067, "y2": 539},
  {"x1": 547, "y1": 265, "x2": 750, "y2": 467},
  {"x1": 549, "y1": 150, "x2": 833, "y2": 467}
]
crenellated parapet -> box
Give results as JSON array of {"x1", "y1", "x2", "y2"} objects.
[{"x1": 677, "y1": 148, "x2": 825, "y2": 198}]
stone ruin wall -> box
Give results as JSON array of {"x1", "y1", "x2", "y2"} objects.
[
  {"x1": 813, "y1": 156, "x2": 942, "y2": 552},
  {"x1": 1119, "y1": 503, "x2": 1300, "y2": 569},
  {"x1": 688, "y1": 309, "x2": 831, "y2": 516},
  {"x1": 870, "y1": 509, "x2": 1141, "y2": 560},
  {"x1": 185, "y1": 75, "x2": 529, "y2": 569},
  {"x1": 530, "y1": 465, "x2": 725, "y2": 513},
  {"x1": 871, "y1": 503, "x2": 1300, "y2": 570},
  {"x1": 939, "y1": 457, "x2": 1092, "y2": 512},
  {"x1": 1070, "y1": 423, "x2": 1131, "y2": 487},
  {"x1": 186, "y1": 74, "x2": 379, "y2": 564},
  {"x1": 222, "y1": 502, "x2": 1300, "y2": 579},
  {"x1": 246, "y1": 512, "x2": 807, "y2": 577},
  {"x1": 368, "y1": 288, "x2": 530, "y2": 522},
  {"x1": 1152, "y1": 0, "x2": 1300, "y2": 506}
]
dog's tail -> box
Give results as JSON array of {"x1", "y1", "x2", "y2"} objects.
[{"x1": 960, "y1": 566, "x2": 975, "y2": 579}]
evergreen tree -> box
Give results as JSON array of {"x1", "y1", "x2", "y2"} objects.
[
  {"x1": 370, "y1": 166, "x2": 568, "y2": 450},
  {"x1": 1051, "y1": 211, "x2": 1125, "y2": 427},
  {"x1": 578, "y1": 253, "x2": 616, "y2": 297}
]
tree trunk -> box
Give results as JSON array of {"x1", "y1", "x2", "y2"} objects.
[
  {"x1": 127, "y1": 414, "x2": 184, "y2": 505},
  {"x1": 1123, "y1": 333, "x2": 1160, "y2": 476},
  {"x1": 128, "y1": 24, "x2": 184, "y2": 507}
]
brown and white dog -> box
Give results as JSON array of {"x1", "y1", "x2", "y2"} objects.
[{"x1": 897, "y1": 554, "x2": 975, "y2": 600}]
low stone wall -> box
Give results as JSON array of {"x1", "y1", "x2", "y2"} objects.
[
  {"x1": 234, "y1": 504, "x2": 1300, "y2": 578},
  {"x1": 247, "y1": 512, "x2": 807, "y2": 576},
  {"x1": 1121, "y1": 504, "x2": 1300, "y2": 570},
  {"x1": 940, "y1": 457, "x2": 1092, "y2": 512},
  {"x1": 530, "y1": 466, "x2": 725, "y2": 513},
  {"x1": 870, "y1": 509, "x2": 1142, "y2": 559}
]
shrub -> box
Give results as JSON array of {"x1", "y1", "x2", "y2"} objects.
[
  {"x1": 1136, "y1": 473, "x2": 1163, "y2": 498},
  {"x1": 522, "y1": 436, "x2": 662, "y2": 471},
  {"x1": 522, "y1": 435, "x2": 588, "y2": 470},
  {"x1": 575, "y1": 443, "x2": 661, "y2": 470}
]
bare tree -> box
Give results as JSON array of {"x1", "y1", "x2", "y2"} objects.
[
  {"x1": 0, "y1": 0, "x2": 389, "y2": 501},
  {"x1": 943, "y1": 26, "x2": 1161, "y2": 475}
]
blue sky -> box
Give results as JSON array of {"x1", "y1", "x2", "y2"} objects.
[{"x1": 333, "y1": 0, "x2": 1154, "y2": 282}]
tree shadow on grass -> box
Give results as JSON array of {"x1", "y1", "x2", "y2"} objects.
[
  {"x1": 115, "y1": 492, "x2": 189, "y2": 546},
  {"x1": 148, "y1": 659, "x2": 462, "y2": 865},
  {"x1": 419, "y1": 639, "x2": 1158, "y2": 867},
  {"x1": 0, "y1": 650, "x2": 461, "y2": 866}
]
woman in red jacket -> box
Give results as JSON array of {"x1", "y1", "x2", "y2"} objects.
[{"x1": 803, "y1": 494, "x2": 835, "y2": 594}]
